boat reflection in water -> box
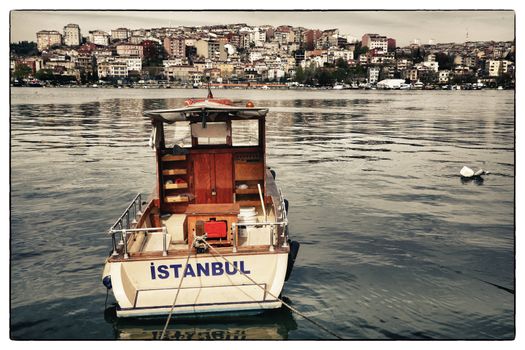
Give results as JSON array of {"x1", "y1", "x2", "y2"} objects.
[{"x1": 104, "y1": 302, "x2": 298, "y2": 340}]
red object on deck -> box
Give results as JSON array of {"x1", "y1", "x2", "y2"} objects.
[
  {"x1": 184, "y1": 98, "x2": 233, "y2": 106},
  {"x1": 204, "y1": 220, "x2": 228, "y2": 239}
]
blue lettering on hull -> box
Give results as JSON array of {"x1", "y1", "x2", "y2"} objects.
[{"x1": 150, "y1": 261, "x2": 251, "y2": 279}]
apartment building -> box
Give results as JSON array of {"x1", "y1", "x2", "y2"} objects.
[
  {"x1": 36, "y1": 30, "x2": 62, "y2": 51},
  {"x1": 63, "y1": 24, "x2": 81, "y2": 47}
]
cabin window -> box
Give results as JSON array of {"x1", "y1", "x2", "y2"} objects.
[
  {"x1": 191, "y1": 122, "x2": 229, "y2": 145},
  {"x1": 165, "y1": 121, "x2": 192, "y2": 148},
  {"x1": 232, "y1": 120, "x2": 259, "y2": 146}
]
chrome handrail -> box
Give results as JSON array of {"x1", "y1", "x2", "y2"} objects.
[{"x1": 108, "y1": 193, "x2": 142, "y2": 234}]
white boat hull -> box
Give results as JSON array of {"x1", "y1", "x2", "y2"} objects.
[{"x1": 107, "y1": 252, "x2": 289, "y2": 317}]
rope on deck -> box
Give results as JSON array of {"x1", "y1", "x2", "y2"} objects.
[{"x1": 160, "y1": 248, "x2": 193, "y2": 340}]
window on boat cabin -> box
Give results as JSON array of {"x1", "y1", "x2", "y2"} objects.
[
  {"x1": 191, "y1": 122, "x2": 229, "y2": 145},
  {"x1": 231, "y1": 120, "x2": 259, "y2": 146},
  {"x1": 164, "y1": 121, "x2": 192, "y2": 148}
]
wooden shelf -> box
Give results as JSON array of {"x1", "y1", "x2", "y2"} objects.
[
  {"x1": 162, "y1": 169, "x2": 187, "y2": 175},
  {"x1": 164, "y1": 182, "x2": 188, "y2": 190},
  {"x1": 162, "y1": 154, "x2": 186, "y2": 162},
  {"x1": 235, "y1": 199, "x2": 262, "y2": 206},
  {"x1": 165, "y1": 195, "x2": 189, "y2": 203},
  {"x1": 235, "y1": 188, "x2": 259, "y2": 194}
]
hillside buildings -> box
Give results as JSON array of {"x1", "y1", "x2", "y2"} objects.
[{"x1": 11, "y1": 22, "x2": 515, "y2": 88}]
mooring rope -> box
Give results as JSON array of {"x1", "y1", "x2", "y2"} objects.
[
  {"x1": 160, "y1": 248, "x2": 193, "y2": 340},
  {"x1": 202, "y1": 241, "x2": 344, "y2": 340}
]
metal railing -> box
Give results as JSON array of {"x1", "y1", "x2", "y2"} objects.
[
  {"x1": 109, "y1": 193, "x2": 143, "y2": 233},
  {"x1": 108, "y1": 193, "x2": 168, "y2": 259},
  {"x1": 231, "y1": 221, "x2": 287, "y2": 252}
]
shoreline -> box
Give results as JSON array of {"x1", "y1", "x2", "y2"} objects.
[{"x1": 9, "y1": 85, "x2": 513, "y2": 91}]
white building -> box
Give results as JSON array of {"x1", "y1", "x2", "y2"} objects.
[
  {"x1": 368, "y1": 66, "x2": 380, "y2": 83},
  {"x1": 119, "y1": 57, "x2": 142, "y2": 72},
  {"x1": 438, "y1": 70, "x2": 450, "y2": 84},
  {"x1": 97, "y1": 61, "x2": 128, "y2": 78},
  {"x1": 486, "y1": 60, "x2": 513, "y2": 77},
  {"x1": 36, "y1": 30, "x2": 62, "y2": 51},
  {"x1": 88, "y1": 30, "x2": 110, "y2": 46},
  {"x1": 63, "y1": 24, "x2": 81, "y2": 47},
  {"x1": 422, "y1": 61, "x2": 439, "y2": 72}
]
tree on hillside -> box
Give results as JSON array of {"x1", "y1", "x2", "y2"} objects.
[
  {"x1": 13, "y1": 64, "x2": 32, "y2": 79},
  {"x1": 10, "y1": 41, "x2": 38, "y2": 56}
]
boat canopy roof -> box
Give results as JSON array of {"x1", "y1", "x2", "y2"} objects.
[{"x1": 144, "y1": 101, "x2": 268, "y2": 124}]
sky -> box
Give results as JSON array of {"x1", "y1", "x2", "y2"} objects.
[{"x1": 10, "y1": 10, "x2": 515, "y2": 46}]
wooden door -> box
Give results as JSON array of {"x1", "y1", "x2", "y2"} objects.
[
  {"x1": 193, "y1": 153, "x2": 233, "y2": 204},
  {"x1": 214, "y1": 153, "x2": 233, "y2": 203},
  {"x1": 193, "y1": 153, "x2": 214, "y2": 204}
]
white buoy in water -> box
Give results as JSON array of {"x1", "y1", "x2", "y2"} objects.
[{"x1": 460, "y1": 166, "x2": 475, "y2": 177}]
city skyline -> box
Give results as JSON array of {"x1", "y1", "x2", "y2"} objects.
[{"x1": 11, "y1": 10, "x2": 515, "y2": 46}]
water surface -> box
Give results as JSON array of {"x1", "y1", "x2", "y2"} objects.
[{"x1": 10, "y1": 87, "x2": 514, "y2": 339}]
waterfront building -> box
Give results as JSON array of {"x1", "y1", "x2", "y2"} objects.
[
  {"x1": 36, "y1": 30, "x2": 62, "y2": 51},
  {"x1": 16, "y1": 57, "x2": 44, "y2": 74},
  {"x1": 367, "y1": 66, "x2": 380, "y2": 83},
  {"x1": 406, "y1": 68, "x2": 419, "y2": 82},
  {"x1": 63, "y1": 24, "x2": 81, "y2": 47},
  {"x1": 97, "y1": 61, "x2": 128, "y2": 78},
  {"x1": 439, "y1": 70, "x2": 451, "y2": 84},
  {"x1": 88, "y1": 30, "x2": 110, "y2": 46},
  {"x1": 163, "y1": 65, "x2": 195, "y2": 81},
  {"x1": 486, "y1": 59, "x2": 513, "y2": 77}
]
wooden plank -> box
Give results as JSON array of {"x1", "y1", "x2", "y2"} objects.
[
  {"x1": 165, "y1": 195, "x2": 189, "y2": 203},
  {"x1": 235, "y1": 199, "x2": 263, "y2": 206},
  {"x1": 164, "y1": 183, "x2": 188, "y2": 190},
  {"x1": 185, "y1": 203, "x2": 240, "y2": 215},
  {"x1": 235, "y1": 188, "x2": 259, "y2": 194},
  {"x1": 162, "y1": 154, "x2": 187, "y2": 162},
  {"x1": 162, "y1": 169, "x2": 187, "y2": 175}
]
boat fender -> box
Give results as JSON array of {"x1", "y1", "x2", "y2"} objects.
[
  {"x1": 285, "y1": 240, "x2": 300, "y2": 281},
  {"x1": 284, "y1": 199, "x2": 289, "y2": 213},
  {"x1": 102, "y1": 275, "x2": 112, "y2": 290},
  {"x1": 270, "y1": 169, "x2": 276, "y2": 179}
]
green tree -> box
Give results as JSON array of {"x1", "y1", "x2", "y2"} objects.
[
  {"x1": 10, "y1": 41, "x2": 38, "y2": 56},
  {"x1": 35, "y1": 69, "x2": 55, "y2": 81},
  {"x1": 295, "y1": 65, "x2": 305, "y2": 83},
  {"x1": 436, "y1": 53, "x2": 453, "y2": 70},
  {"x1": 316, "y1": 68, "x2": 334, "y2": 86},
  {"x1": 335, "y1": 57, "x2": 349, "y2": 70},
  {"x1": 13, "y1": 63, "x2": 32, "y2": 79}
]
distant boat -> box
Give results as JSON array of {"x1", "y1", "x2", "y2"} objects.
[
  {"x1": 497, "y1": 86, "x2": 504, "y2": 90},
  {"x1": 27, "y1": 79, "x2": 43, "y2": 87},
  {"x1": 413, "y1": 81, "x2": 424, "y2": 90},
  {"x1": 333, "y1": 83, "x2": 344, "y2": 90}
]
